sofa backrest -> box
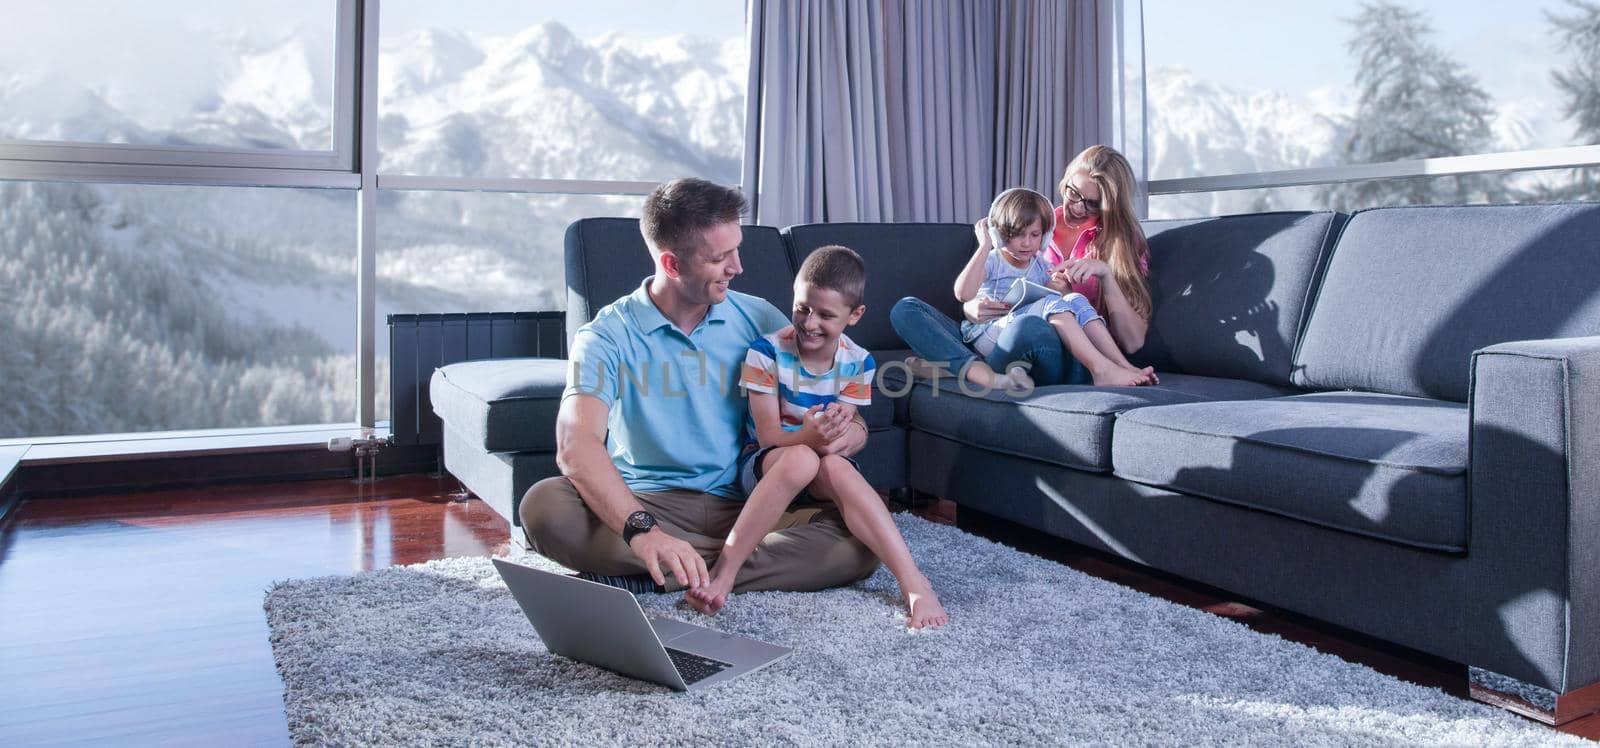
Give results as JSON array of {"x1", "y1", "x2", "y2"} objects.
[
  {"x1": 782, "y1": 222, "x2": 976, "y2": 352},
  {"x1": 1135, "y1": 211, "x2": 1344, "y2": 388},
  {"x1": 563, "y1": 218, "x2": 796, "y2": 342},
  {"x1": 1294, "y1": 203, "x2": 1600, "y2": 402}
]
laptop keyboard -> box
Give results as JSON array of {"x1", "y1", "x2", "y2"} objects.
[{"x1": 665, "y1": 647, "x2": 732, "y2": 685}]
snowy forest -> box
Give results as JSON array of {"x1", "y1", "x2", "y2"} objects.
[
  {"x1": 1150, "y1": 0, "x2": 1600, "y2": 218},
  {"x1": 5, "y1": 2, "x2": 1600, "y2": 438}
]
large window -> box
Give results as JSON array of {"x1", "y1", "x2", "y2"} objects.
[
  {"x1": 1137, "y1": 0, "x2": 1600, "y2": 218},
  {"x1": 0, "y1": 1, "x2": 747, "y2": 442},
  {"x1": 0, "y1": 181, "x2": 355, "y2": 439}
]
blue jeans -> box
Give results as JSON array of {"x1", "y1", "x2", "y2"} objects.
[{"x1": 889, "y1": 296, "x2": 1088, "y2": 386}]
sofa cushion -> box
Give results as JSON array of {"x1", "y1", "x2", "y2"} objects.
[
  {"x1": 1136, "y1": 212, "x2": 1344, "y2": 387},
  {"x1": 1294, "y1": 203, "x2": 1600, "y2": 401},
  {"x1": 1112, "y1": 391, "x2": 1468, "y2": 552},
  {"x1": 783, "y1": 223, "x2": 977, "y2": 351},
  {"x1": 430, "y1": 359, "x2": 567, "y2": 453},
  {"x1": 905, "y1": 373, "x2": 1297, "y2": 473},
  {"x1": 858, "y1": 347, "x2": 913, "y2": 431},
  {"x1": 564, "y1": 218, "x2": 795, "y2": 344}
]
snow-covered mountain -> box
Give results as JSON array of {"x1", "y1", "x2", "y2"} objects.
[
  {"x1": 1146, "y1": 66, "x2": 1348, "y2": 182},
  {"x1": 377, "y1": 22, "x2": 744, "y2": 180}
]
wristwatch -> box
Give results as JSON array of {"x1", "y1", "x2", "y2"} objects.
[{"x1": 622, "y1": 510, "x2": 657, "y2": 546}]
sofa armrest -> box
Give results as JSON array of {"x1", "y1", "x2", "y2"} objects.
[
  {"x1": 431, "y1": 358, "x2": 569, "y2": 453},
  {"x1": 1467, "y1": 335, "x2": 1600, "y2": 693}
]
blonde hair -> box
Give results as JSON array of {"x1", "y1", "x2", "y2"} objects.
[
  {"x1": 1059, "y1": 145, "x2": 1152, "y2": 320},
  {"x1": 990, "y1": 188, "x2": 1054, "y2": 243}
]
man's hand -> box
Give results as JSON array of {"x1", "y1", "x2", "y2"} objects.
[
  {"x1": 628, "y1": 528, "x2": 708, "y2": 590},
  {"x1": 817, "y1": 419, "x2": 866, "y2": 456}
]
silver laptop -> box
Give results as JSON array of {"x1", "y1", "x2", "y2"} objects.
[{"x1": 492, "y1": 557, "x2": 792, "y2": 691}]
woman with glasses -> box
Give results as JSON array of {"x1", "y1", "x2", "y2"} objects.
[
  {"x1": 889, "y1": 145, "x2": 1154, "y2": 391},
  {"x1": 1044, "y1": 145, "x2": 1154, "y2": 358}
]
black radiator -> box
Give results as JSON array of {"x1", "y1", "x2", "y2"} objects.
[{"x1": 387, "y1": 311, "x2": 566, "y2": 446}]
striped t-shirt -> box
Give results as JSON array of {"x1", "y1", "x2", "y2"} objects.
[{"x1": 740, "y1": 326, "x2": 875, "y2": 442}]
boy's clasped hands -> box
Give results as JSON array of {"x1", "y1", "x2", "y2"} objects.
[{"x1": 796, "y1": 402, "x2": 858, "y2": 455}]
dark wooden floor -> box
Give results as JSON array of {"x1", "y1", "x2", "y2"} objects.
[
  {"x1": 0, "y1": 476, "x2": 1594, "y2": 744},
  {"x1": 0, "y1": 475, "x2": 512, "y2": 746}
]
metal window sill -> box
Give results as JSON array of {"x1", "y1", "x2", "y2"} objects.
[{"x1": 0, "y1": 424, "x2": 390, "y2": 466}]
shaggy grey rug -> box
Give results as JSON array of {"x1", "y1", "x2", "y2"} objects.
[{"x1": 265, "y1": 515, "x2": 1579, "y2": 746}]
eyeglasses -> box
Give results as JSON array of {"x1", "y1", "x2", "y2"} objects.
[{"x1": 1064, "y1": 184, "x2": 1101, "y2": 215}]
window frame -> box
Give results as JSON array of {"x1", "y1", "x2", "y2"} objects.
[{"x1": 0, "y1": 0, "x2": 360, "y2": 175}]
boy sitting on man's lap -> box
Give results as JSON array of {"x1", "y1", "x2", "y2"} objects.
[{"x1": 686, "y1": 246, "x2": 948, "y2": 629}]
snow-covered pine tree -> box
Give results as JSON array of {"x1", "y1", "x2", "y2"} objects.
[
  {"x1": 1326, "y1": 1, "x2": 1505, "y2": 211},
  {"x1": 1544, "y1": 0, "x2": 1600, "y2": 200}
]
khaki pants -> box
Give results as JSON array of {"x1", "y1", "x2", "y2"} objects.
[{"x1": 519, "y1": 477, "x2": 880, "y2": 593}]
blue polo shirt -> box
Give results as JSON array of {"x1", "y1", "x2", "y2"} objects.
[{"x1": 564, "y1": 278, "x2": 790, "y2": 498}]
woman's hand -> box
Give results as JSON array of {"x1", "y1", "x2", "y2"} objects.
[
  {"x1": 963, "y1": 297, "x2": 1009, "y2": 324},
  {"x1": 1063, "y1": 257, "x2": 1111, "y2": 284},
  {"x1": 973, "y1": 217, "x2": 993, "y2": 249},
  {"x1": 1046, "y1": 270, "x2": 1072, "y2": 293}
]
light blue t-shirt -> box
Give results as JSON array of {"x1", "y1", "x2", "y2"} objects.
[
  {"x1": 564, "y1": 277, "x2": 790, "y2": 498},
  {"x1": 964, "y1": 249, "x2": 1056, "y2": 354}
]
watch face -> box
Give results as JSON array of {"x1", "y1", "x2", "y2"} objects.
[{"x1": 627, "y1": 511, "x2": 655, "y2": 531}]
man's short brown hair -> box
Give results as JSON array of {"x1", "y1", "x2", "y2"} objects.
[
  {"x1": 796, "y1": 245, "x2": 867, "y2": 308},
  {"x1": 640, "y1": 178, "x2": 747, "y2": 258}
]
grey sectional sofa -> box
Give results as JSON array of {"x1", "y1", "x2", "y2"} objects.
[{"x1": 431, "y1": 205, "x2": 1600, "y2": 723}]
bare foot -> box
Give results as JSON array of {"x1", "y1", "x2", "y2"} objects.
[
  {"x1": 902, "y1": 356, "x2": 951, "y2": 382},
  {"x1": 1119, "y1": 365, "x2": 1159, "y2": 385},
  {"x1": 998, "y1": 365, "x2": 1034, "y2": 394},
  {"x1": 905, "y1": 585, "x2": 949, "y2": 629},
  {"x1": 685, "y1": 574, "x2": 733, "y2": 616},
  {"x1": 1090, "y1": 364, "x2": 1151, "y2": 387}
]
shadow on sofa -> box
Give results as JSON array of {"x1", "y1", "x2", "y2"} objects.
[{"x1": 920, "y1": 204, "x2": 1600, "y2": 723}]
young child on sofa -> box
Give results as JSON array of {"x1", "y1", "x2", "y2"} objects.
[
  {"x1": 685, "y1": 246, "x2": 949, "y2": 630},
  {"x1": 954, "y1": 187, "x2": 1156, "y2": 387}
]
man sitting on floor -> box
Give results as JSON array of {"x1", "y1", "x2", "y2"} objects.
[{"x1": 519, "y1": 177, "x2": 880, "y2": 598}]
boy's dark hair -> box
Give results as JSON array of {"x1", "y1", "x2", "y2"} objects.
[
  {"x1": 796, "y1": 245, "x2": 867, "y2": 308},
  {"x1": 640, "y1": 178, "x2": 747, "y2": 258}
]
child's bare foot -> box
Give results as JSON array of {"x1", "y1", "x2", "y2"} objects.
[
  {"x1": 902, "y1": 356, "x2": 950, "y2": 382},
  {"x1": 685, "y1": 573, "x2": 734, "y2": 616},
  {"x1": 1090, "y1": 364, "x2": 1151, "y2": 387},
  {"x1": 905, "y1": 583, "x2": 948, "y2": 629},
  {"x1": 994, "y1": 365, "x2": 1034, "y2": 395}
]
